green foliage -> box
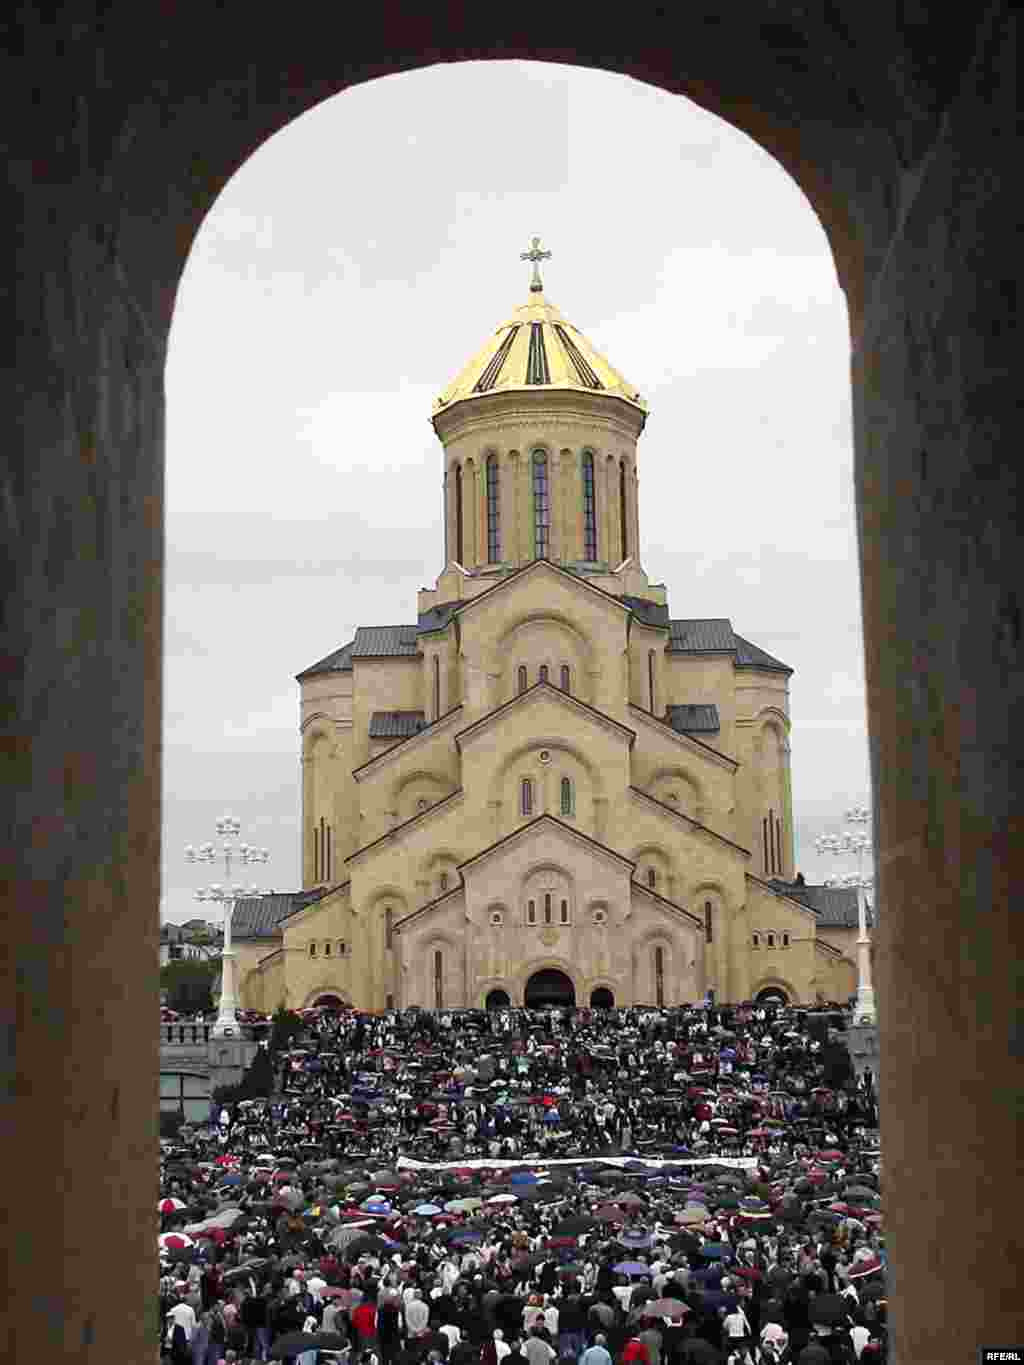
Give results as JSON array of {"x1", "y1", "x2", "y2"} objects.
[
  {"x1": 212, "y1": 1047, "x2": 276, "y2": 1108},
  {"x1": 269, "y1": 1005, "x2": 303, "y2": 1056},
  {"x1": 160, "y1": 957, "x2": 219, "y2": 1013}
]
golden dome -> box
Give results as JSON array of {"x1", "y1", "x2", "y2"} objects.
[{"x1": 433, "y1": 290, "x2": 647, "y2": 420}]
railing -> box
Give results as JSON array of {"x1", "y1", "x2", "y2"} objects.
[{"x1": 161, "y1": 1023, "x2": 212, "y2": 1045}]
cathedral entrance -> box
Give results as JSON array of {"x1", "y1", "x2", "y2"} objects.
[
  {"x1": 589, "y1": 987, "x2": 614, "y2": 1009},
  {"x1": 313, "y1": 993, "x2": 346, "y2": 1010},
  {"x1": 485, "y1": 988, "x2": 511, "y2": 1010},
  {"x1": 755, "y1": 986, "x2": 789, "y2": 1005},
  {"x1": 524, "y1": 969, "x2": 575, "y2": 1009}
]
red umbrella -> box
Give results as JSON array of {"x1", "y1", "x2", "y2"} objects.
[
  {"x1": 159, "y1": 1197, "x2": 186, "y2": 1214},
  {"x1": 848, "y1": 1255, "x2": 884, "y2": 1280}
]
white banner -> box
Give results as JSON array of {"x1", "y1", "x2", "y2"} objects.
[{"x1": 395, "y1": 1155, "x2": 757, "y2": 1173}]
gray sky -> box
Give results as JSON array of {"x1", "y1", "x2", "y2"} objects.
[{"x1": 163, "y1": 61, "x2": 871, "y2": 923}]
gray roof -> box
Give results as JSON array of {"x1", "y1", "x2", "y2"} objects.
[
  {"x1": 296, "y1": 639, "x2": 354, "y2": 681},
  {"x1": 734, "y1": 633, "x2": 793, "y2": 675},
  {"x1": 231, "y1": 888, "x2": 330, "y2": 939},
  {"x1": 772, "y1": 881, "x2": 863, "y2": 927},
  {"x1": 666, "y1": 703, "x2": 721, "y2": 734},
  {"x1": 351, "y1": 624, "x2": 419, "y2": 658},
  {"x1": 418, "y1": 602, "x2": 461, "y2": 634},
  {"x1": 669, "y1": 618, "x2": 736, "y2": 652},
  {"x1": 369, "y1": 709, "x2": 427, "y2": 739},
  {"x1": 623, "y1": 595, "x2": 670, "y2": 628}
]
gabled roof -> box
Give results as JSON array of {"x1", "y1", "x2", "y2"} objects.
[
  {"x1": 351, "y1": 624, "x2": 419, "y2": 659},
  {"x1": 668, "y1": 618, "x2": 793, "y2": 675},
  {"x1": 666, "y1": 703, "x2": 721, "y2": 734},
  {"x1": 455, "y1": 680, "x2": 635, "y2": 752},
  {"x1": 629, "y1": 785, "x2": 750, "y2": 856},
  {"x1": 457, "y1": 812, "x2": 637, "y2": 880},
  {"x1": 295, "y1": 639, "x2": 354, "y2": 682},
  {"x1": 369, "y1": 710, "x2": 427, "y2": 739}
]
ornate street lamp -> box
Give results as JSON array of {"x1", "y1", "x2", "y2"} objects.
[
  {"x1": 815, "y1": 803, "x2": 876, "y2": 1024},
  {"x1": 185, "y1": 815, "x2": 270, "y2": 1039}
]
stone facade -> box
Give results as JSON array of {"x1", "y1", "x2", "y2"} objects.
[{"x1": 233, "y1": 287, "x2": 861, "y2": 1013}]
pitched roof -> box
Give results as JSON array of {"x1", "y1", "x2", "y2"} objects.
[
  {"x1": 232, "y1": 888, "x2": 331, "y2": 939},
  {"x1": 296, "y1": 639, "x2": 354, "y2": 682},
  {"x1": 369, "y1": 710, "x2": 427, "y2": 739},
  {"x1": 351, "y1": 624, "x2": 419, "y2": 658},
  {"x1": 770, "y1": 880, "x2": 862, "y2": 927},
  {"x1": 666, "y1": 703, "x2": 721, "y2": 734},
  {"x1": 668, "y1": 619, "x2": 792, "y2": 674},
  {"x1": 622, "y1": 595, "x2": 670, "y2": 628}
]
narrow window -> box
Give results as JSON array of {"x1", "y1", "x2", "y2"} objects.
[
  {"x1": 539, "y1": 664, "x2": 549, "y2": 684},
  {"x1": 385, "y1": 907, "x2": 393, "y2": 949},
  {"x1": 560, "y1": 898, "x2": 569, "y2": 925},
  {"x1": 774, "y1": 811, "x2": 783, "y2": 876},
  {"x1": 320, "y1": 817, "x2": 326, "y2": 882},
  {"x1": 325, "y1": 823, "x2": 331, "y2": 881},
  {"x1": 647, "y1": 868, "x2": 656, "y2": 889},
  {"x1": 655, "y1": 946, "x2": 665, "y2": 1007},
  {"x1": 763, "y1": 816, "x2": 771, "y2": 875},
  {"x1": 433, "y1": 656, "x2": 440, "y2": 721},
  {"x1": 767, "y1": 932, "x2": 775, "y2": 948},
  {"x1": 520, "y1": 777, "x2": 533, "y2": 817},
  {"x1": 338, "y1": 940, "x2": 346, "y2": 956},
  {"x1": 753, "y1": 931, "x2": 760, "y2": 948},
  {"x1": 309, "y1": 942, "x2": 317, "y2": 958},
  {"x1": 434, "y1": 950, "x2": 443, "y2": 1010},
  {"x1": 782, "y1": 932, "x2": 790, "y2": 948},
  {"x1": 582, "y1": 451, "x2": 597, "y2": 560},
  {"x1": 517, "y1": 664, "x2": 528, "y2": 695},
  {"x1": 544, "y1": 893, "x2": 552, "y2": 925},
  {"x1": 386, "y1": 993, "x2": 394, "y2": 1009},
  {"x1": 313, "y1": 824, "x2": 319, "y2": 882},
  {"x1": 486, "y1": 454, "x2": 500, "y2": 563},
  {"x1": 454, "y1": 464, "x2": 463, "y2": 564},
  {"x1": 619, "y1": 460, "x2": 629, "y2": 560},
  {"x1": 324, "y1": 941, "x2": 332, "y2": 957},
  {"x1": 648, "y1": 650, "x2": 655, "y2": 714},
  {"x1": 528, "y1": 899, "x2": 536, "y2": 925},
  {"x1": 560, "y1": 664, "x2": 570, "y2": 693},
  {"x1": 533, "y1": 451, "x2": 550, "y2": 558},
  {"x1": 705, "y1": 901, "x2": 713, "y2": 945},
  {"x1": 440, "y1": 872, "x2": 449, "y2": 892},
  {"x1": 560, "y1": 776, "x2": 574, "y2": 817}
]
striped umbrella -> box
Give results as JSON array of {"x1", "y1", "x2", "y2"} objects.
[
  {"x1": 158, "y1": 1232, "x2": 195, "y2": 1254},
  {"x1": 159, "y1": 1198, "x2": 186, "y2": 1214}
]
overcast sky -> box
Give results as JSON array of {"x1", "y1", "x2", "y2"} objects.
[{"x1": 163, "y1": 60, "x2": 871, "y2": 923}]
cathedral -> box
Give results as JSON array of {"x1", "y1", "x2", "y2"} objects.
[{"x1": 231, "y1": 244, "x2": 860, "y2": 1014}]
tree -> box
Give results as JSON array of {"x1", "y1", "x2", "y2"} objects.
[{"x1": 160, "y1": 957, "x2": 219, "y2": 1013}]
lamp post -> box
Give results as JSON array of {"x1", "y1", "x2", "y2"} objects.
[
  {"x1": 815, "y1": 803, "x2": 876, "y2": 1024},
  {"x1": 185, "y1": 815, "x2": 270, "y2": 1039}
]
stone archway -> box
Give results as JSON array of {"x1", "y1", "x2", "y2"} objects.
[
  {"x1": 524, "y1": 968, "x2": 575, "y2": 1008},
  {"x1": 485, "y1": 988, "x2": 511, "y2": 1010},
  {"x1": 590, "y1": 986, "x2": 615, "y2": 1009},
  {"x1": 313, "y1": 993, "x2": 346, "y2": 1010},
  {"x1": 755, "y1": 986, "x2": 789, "y2": 1006}
]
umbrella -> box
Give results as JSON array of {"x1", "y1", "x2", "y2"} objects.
[
  {"x1": 270, "y1": 1330, "x2": 350, "y2": 1355},
  {"x1": 700, "y1": 1243, "x2": 732, "y2": 1261},
  {"x1": 612, "y1": 1261, "x2": 650, "y2": 1276},
  {"x1": 412, "y1": 1203, "x2": 443, "y2": 1216},
  {"x1": 487, "y1": 1193, "x2": 518, "y2": 1205},
  {"x1": 847, "y1": 1255, "x2": 884, "y2": 1280},
  {"x1": 644, "y1": 1298, "x2": 688, "y2": 1317},
  {"x1": 158, "y1": 1233, "x2": 195, "y2": 1253},
  {"x1": 509, "y1": 1171, "x2": 538, "y2": 1185},
  {"x1": 158, "y1": 1197, "x2": 186, "y2": 1214},
  {"x1": 554, "y1": 1216, "x2": 600, "y2": 1235}
]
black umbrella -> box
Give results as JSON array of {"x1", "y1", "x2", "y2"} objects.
[
  {"x1": 270, "y1": 1329, "x2": 349, "y2": 1356},
  {"x1": 343, "y1": 1234, "x2": 391, "y2": 1261},
  {"x1": 553, "y1": 1216, "x2": 600, "y2": 1235},
  {"x1": 809, "y1": 1293, "x2": 852, "y2": 1327}
]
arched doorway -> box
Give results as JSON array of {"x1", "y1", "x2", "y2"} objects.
[
  {"x1": 590, "y1": 987, "x2": 614, "y2": 1009},
  {"x1": 524, "y1": 969, "x2": 575, "y2": 1009},
  {"x1": 485, "y1": 988, "x2": 511, "y2": 1010},
  {"x1": 756, "y1": 986, "x2": 789, "y2": 1005},
  {"x1": 313, "y1": 993, "x2": 345, "y2": 1010}
]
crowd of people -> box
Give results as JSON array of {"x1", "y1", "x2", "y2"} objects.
[{"x1": 159, "y1": 1000, "x2": 885, "y2": 1365}]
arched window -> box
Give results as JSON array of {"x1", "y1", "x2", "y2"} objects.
[
  {"x1": 560, "y1": 898, "x2": 569, "y2": 925},
  {"x1": 582, "y1": 451, "x2": 597, "y2": 560},
  {"x1": 520, "y1": 778, "x2": 533, "y2": 817},
  {"x1": 338, "y1": 940, "x2": 347, "y2": 957},
  {"x1": 619, "y1": 459, "x2": 629, "y2": 560},
  {"x1": 560, "y1": 664, "x2": 571, "y2": 693},
  {"x1": 385, "y1": 906, "x2": 393, "y2": 949},
  {"x1": 486, "y1": 454, "x2": 500, "y2": 563},
  {"x1": 544, "y1": 893, "x2": 552, "y2": 925},
  {"x1": 527, "y1": 899, "x2": 536, "y2": 925},
  {"x1": 434, "y1": 950, "x2": 443, "y2": 1010},
  {"x1": 560, "y1": 776, "x2": 574, "y2": 817},
  {"x1": 532, "y1": 451, "x2": 550, "y2": 558},
  {"x1": 454, "y1": 463, "x2": 464, "y2": 564},
  {"x1": 539, "y1": 664, "x2": 549, "y2": 684},
  {"x1": 324, "y1": 941, "x2": 332, "y2": 956},
  {"x1": 433, "y1": 655, "x2": 440, "y2": 720},
  {"x1": 647, "y1": 867, "x2": 656, "y2": 889},
  {"x1": 655, "y1": 945, "x2": 665, "y2": 1007},
  {"x1": 705, "y1": 901, "x2": 713, "y2": 945},
  {"x1": 517, "y1": 664, "x2": 528, "y2": 695},
  {"x1": 648, "y1": 650, "x2": 656, "y2": 714},
  {"x1": 752, "y1": 931, "x2": 761, "y2": 948},
  {"x1": 783, "y1": 931, "x2": 790, "y2": 948},
  {"x1": 309, "y1": 942, "x2": 317, "y2": 958}
]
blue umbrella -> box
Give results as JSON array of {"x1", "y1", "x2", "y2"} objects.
[
  {"x1": 613, "y1": 1262, "x2": 650, "y2": 1276},
  {"x1": 544, "y1": 1110, "x2": 560, "y2": 1123},
  {"x1": 620, "y1": 1232, "x2": 653, "y2": 1249},
  {"x1": 510, "y1": 1172, "x2": 538, "y2": 1185},
  {"x1": 220, "y1": 1174, "x2": 244, "y2": 1186},
  {"x1": 412, "y1": 1204, "x2": 442, "y2": 1216},
  {"x1": 701, "y1": 1242, "x2": 732, "y2": 1261},
  {"x1": 450, "y1": 1229, "x2": 483, "y2": 1245}
]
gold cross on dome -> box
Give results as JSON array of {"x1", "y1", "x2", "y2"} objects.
[{"x1": 521, "y1": 235, "x2": 552, "y2": 293}]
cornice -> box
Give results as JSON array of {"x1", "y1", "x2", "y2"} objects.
[
  {"x1": 345, "y1": 789, "x2": 465, "y2": 867},
  {"x1": 744, "y1": 872, "x2": 819, "y2": 918},
  {"x1": 436, "y1": 394, "x2": 643, "y2": 445},
  {"x1": 351, "y1": 705, "x2": 464, "y2": 782},
  {"x1": 632, "y1": 881, "x2": 704, "y2": 929},
  {"x1": 628, "y1": 786, "x2": 751, "y2": 858},
  {"x1": 627, "y1": 704, "x2": 739, "y2": 772},
  {"x1": 458, "y1": 812, "x2": 636, "y2": 880}
]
